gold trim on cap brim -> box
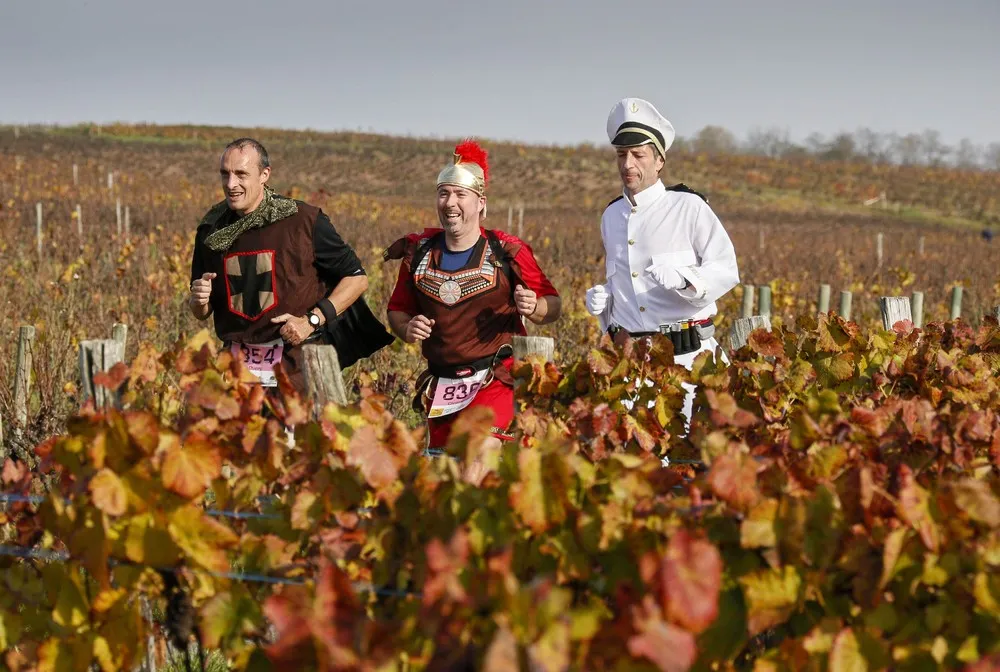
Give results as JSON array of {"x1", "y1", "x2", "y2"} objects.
[{"x1": 613, "y1": 127, "x2": 665, "y2": 158}]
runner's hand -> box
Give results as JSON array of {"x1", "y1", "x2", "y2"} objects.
[
  {"x1": 189, "y1": 272, "x2": 216, "y2": 307},
  {"x1": 514, "y1": 284, "x2": 537, "y2": 316},
  {"x1": 585, "y1": 284, "x2": 608, "y2": 315},
  {"x1": 271, "y1": 314, "x2": 313, "y2": 346},
  {"x1": 405, "y1": 315, "x2": 435, "y2": 343}
]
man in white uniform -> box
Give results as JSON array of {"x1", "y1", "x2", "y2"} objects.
[{"x1": 586, "y1": 97, "x2": 740, "y2": 427}]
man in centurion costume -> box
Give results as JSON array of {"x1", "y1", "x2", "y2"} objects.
[
  {"x1": 189, "y1": 138, "x2": 393, "y2": 394},
  {"x1": 586, "y1": 98, "x2": 740, "y2": 425},
  {"x1": 383, "y1": 140, "x2": 561, "y2": 457}
]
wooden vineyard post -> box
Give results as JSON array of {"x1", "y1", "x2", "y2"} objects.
[
  {"x1": 911, "y1": 291, "x2": 924, "y2": 328},
  {"x1": 78, "y1": 339, "x2": 126, "y2": 409},
  {"x1": 758, "y1": 285, "x2": 772, "y2": 317},
  {"x1": 112, "y1": 322, "x2": 128, "y2": 353},
  {"x1": 839, "y1": 291, "x2": 852, "y2": 321},
  {"x1": 876, "y1": 232, "x2": 884, "y2": 268},
  {"x1": 728, "y1": 315, "x2": 772, "y2": 352},
  {"x1": 918, "y1": 236, "x2": 925, "y2": 257},
  {"x1": 740, "y1": 285, "x2": 754, "y2": 319},
  {"x1": 116, "y1": 198, "x2": 122, "y2": 237},
  {"x1": 124, "y1": 205, "x2": 131, "y2": 244},
  {"x1": 517, "y1": 204, "x2": 524, "y2": 238},
  {"x1": 72, "y1": 163, "x2": 78, "y2": 186},
  {"x1": 950, "y1": 286, "x2": 963, "y2": 320},
  {"x1": 817, "y1": 284, "x2": 831, "y2": 314},
  {"x1": 512, "y1": 336, "x2": 555, "y2": 363},
  {"x1": 76, "y1": 204, "x2": 83, "y2": 242},
  {"x1": 301, "y1": 344, "x2": 348, "y2": 418},
  {"x1": 35, "y1": 202, "x2": 43, "y2": 256},
  {"x1": 880, "y1": 297, "x2": 912, "y2": 331},
  {"x1": 13, "y1": 326, "x2": 36, "y2": 445}
]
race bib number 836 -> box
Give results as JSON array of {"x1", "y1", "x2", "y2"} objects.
[{"x1": 427, "y1": 368, "x2": 490, "y2": 418}]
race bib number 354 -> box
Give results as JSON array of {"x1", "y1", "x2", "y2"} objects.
[
  {"x1": 231, "y1": 338, "x2": 284, "y2": 387},
  {"x1": 427, "y1": 368, "x2": 490, "y2": 418}
]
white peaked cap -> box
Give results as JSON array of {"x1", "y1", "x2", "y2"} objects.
[{"x1": 606, "y1": 97, "x2": 675, "y2": 157}]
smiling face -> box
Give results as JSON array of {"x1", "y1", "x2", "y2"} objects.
[
  {"x1": 220, "y1": 146, "x2": 270, "y2": 215},
  {"x1": 616, "y1": 144, "x2": 664, "y2": 196},
  {"x1": 436, "y1": 184, "x2": 486, "y2": 236}
]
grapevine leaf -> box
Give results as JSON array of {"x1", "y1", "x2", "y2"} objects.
[
  {"x1": 707, "y1": 452, "x2": 760, "y2": 512},
  {"x1": 161, "y1": 433, "x2": 222, "y2": 499},
  {"x1": 89, "y1": 468, "x2": 128, "y2": 517},
  {"x1": 627, "y1": 597, "x2": 697, "y2": 672},
  {"x1": 168, "y1": 505, "x2": 239, "y2": 573},
  {"x1": 738, "y1": 566, "x2": 802, "y2": 636},
  {"x1": 952, "y1": 478, "x2": 1000, "y2": 528},
  {"x1": 662, "y1": 529, "x2": 722, "y2": 634}
]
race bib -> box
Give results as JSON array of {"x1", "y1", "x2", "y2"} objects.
[
  {"x1": 231, "y1": 338, "x2": 284, "y2": 387},
  {"x1": 427, "y1": 368, "x2": 490, "y2": 418}
]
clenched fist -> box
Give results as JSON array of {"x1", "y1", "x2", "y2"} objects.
[
  {"x1": 189, "y1": 272, "x2": 216, "y2": 307},
  {"x1": 405, "y1": 315, "x2": 435, "y2": 343},
  {"x1": 514, "y1": 284, "x2": 537, "y2": 317},
  {"x1": 585, "y1": 284, "x2": 609, "y2": 316}
]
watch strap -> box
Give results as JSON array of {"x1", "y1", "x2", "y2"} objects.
[{"x1": 316, "y1": 298, "x2": 338, "y2": 327}]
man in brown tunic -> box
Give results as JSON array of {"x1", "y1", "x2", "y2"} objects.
[{"x1": 188, "y1": 138, "x2": 392, "y2": 394}]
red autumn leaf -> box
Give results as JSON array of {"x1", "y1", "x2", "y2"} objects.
[
  {"x1": 850, "y1": 406, "x2": 887, "y2": 438},
  {"x1": 892, "y1": 319, "x2": 914, "y2": 335},
  {"x1": 587, "y1": 347, "x2": 618, "y2": 376},
  {"x1": 423, "y1": 528, "x2": 470, "y2": 607},
  {"x1": 661, "y1": 529, "x2": 722, "y2": 634},
  {"x1": 627, "y1": 596, "x2": 697, "y2": 672},
  {"x1": 124, "y1": 411, "x2": 160, "y2": 454},
  {"x1": 897, "y1": 464, "x2": 939, "y2": 552},
  {"x1": 704, "y1": 390, "x2": 760, "y2": 428},
  {"x1": 707, "y1": 452, "x2": 760, "y2": 512},
  {"x1": 899, "y1": 399, "x2": 935, "y2": 441},
  {"x1": 346, "y1": 425, "x2": 399, "y2": 490},
  {"x1": 263, "y1": 558, "x2": 363, "y2": 670},
  {"x1": 2, "y1": 458, "x2": 27, "y2": 486},
  {"x1": 92, "y1": 361, "x2": 129, "y2": 390},
  {"x1": 747, "y1": 329, "x2": 784, "y2": 357}
]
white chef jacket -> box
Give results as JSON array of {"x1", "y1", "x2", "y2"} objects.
[{"x1": 598, "y1": 180, "x2": 740, "y2": 334}]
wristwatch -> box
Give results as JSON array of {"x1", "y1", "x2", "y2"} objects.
[{"x1": 307, "y1": 312, "x2": 322, "y2": 329}]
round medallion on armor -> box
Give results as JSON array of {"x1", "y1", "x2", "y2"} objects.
[{"x1": 439, "y1": 280, "x2": 462, "y2": 305}]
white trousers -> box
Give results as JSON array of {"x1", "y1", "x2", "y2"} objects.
[{"x1": 620, "y1": 336, "x2": 727, "y2": 432}]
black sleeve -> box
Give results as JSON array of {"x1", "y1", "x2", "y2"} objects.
[
  {"x1": 190, "y1": 225, "x2": 210, "y2": 285},
  {"x1": 313, "y1": 210, "x2": 366, "y2": 282}
]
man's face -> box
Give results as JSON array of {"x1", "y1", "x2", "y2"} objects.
[
  {"x1": 436, "y1": 185, "x2": 485, "y2": 236},
  {"x1": 616, "y1": 144, "x2": 664, "y2": 195},
  {"x1": 220, "y1": 147, "x2": 270, "y2": 215}
]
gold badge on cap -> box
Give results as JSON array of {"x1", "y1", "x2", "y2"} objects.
[{"x1": 630, "y1": 102, "x2": 639, "y2": 113}]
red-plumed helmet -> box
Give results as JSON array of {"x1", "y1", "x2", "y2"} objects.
[{"x1": 436, "y1": 138, "x2": 489, "y2": 196}]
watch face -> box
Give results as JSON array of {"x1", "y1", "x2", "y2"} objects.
[{"x1": 309, "y1": 313, "x2": 320, "y2": 326}]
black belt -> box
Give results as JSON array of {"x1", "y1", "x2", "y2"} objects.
[
  {"x1": 427, "y1": 343, "x2": 514, "y2": 378},
  {"x1": 608, "y1": 319, "x2": 712, "y2": 356}
]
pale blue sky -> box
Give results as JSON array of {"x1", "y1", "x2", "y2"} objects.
[{"x1": 1, "y1": 0, "x2": 998, "y2": 148}]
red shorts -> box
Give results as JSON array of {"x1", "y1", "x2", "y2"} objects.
[{"x1": 426, "y1": 360, "x2": 515, "y2": 449}]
